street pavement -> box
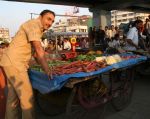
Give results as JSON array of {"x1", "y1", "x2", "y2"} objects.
[
  {"x1": 36, "y1": 74, "x2": 150, "y2": 119},
  {"x1": 105, "y1": 75, "x2": 150, "y2": 119}
]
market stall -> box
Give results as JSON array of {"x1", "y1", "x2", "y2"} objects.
[{"x1": 29, "y1": 52, "x2": 147, "y2": 117}]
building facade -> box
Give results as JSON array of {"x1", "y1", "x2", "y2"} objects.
[
  {"x1": 0, "y1": 28, "x2": 10, "y2": 44},
  {"x1": 111, "y1": 10, "x2": 149, "y2": 26},
  {"x1": 52, "y1": 11, "x2": 149, "y2": 32},
  {"x1": 52, "y1": 15, "x2": 91, "y2": 32}
]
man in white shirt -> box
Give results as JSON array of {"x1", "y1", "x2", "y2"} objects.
[
  {"x1": 146, "y1": 15, "x2": 150, "y2": 35},
  {"x1": 124, "y1": 20, "x2": 143, "y2": 51},
  {"x1": 41, "y1": 38, "x2": 48, "y2": 50},
  {"x1": 110, "y1": 25, "x2": 117, "y2": 38},
  {"x1": 63, "y1": 38, "x2": 71, "y2": 50}
]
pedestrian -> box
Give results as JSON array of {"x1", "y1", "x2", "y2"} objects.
[
  {"x1": 0, "y1": 43, "x2": 8, "y2": 119},
  {"x1": 123, "y1": 19, "x2": 143, "y2": 51},
  {"x1": 146, "y1": 15, "x2": 150, "y2": 47},
  {"x1": 57, "y1": 39, "x2": 63, "y2": 51},
  {"x1": 0, "y1": 67, "x2": 6, "y2": 119},
  {"x1": 63, "y1": 38, "x2": 71, "y2": 50},
  {"x1": 0, "y1": 9, "x2": 55, "y2": 119}
]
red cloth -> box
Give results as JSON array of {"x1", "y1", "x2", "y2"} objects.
[{"x1": 0, "y1": 68, "x2": 6, "y2": 119}]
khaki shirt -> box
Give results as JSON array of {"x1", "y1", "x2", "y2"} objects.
[{"x1": 0, "y1": 18, "x2": 43, "y2": 72}]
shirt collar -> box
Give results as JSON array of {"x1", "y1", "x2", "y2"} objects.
[
  {"x1": 36, "y1": 17, "x2": 44, "y2": 32},
  {"x1": 135, "y1": 27, "x2": 138, "y2": 31}
]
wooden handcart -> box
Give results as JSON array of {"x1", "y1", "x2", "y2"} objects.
[{"x1": 33, "y1": 57, "x2": 145, "y2": 118}]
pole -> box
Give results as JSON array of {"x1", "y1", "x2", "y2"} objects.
[
  {"x1": 29, "y1": 12, "x2": 80, "y2": 18},
  {"x1": 29, "y1": 13, "x2": 34, "y2": 19}
]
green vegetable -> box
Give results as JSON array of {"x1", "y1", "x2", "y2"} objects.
[
  {"x1": 48, "y1": 60, "x2": 70, "y2": 67},
  {"x1": 75, "y1": 54, "x2": 96, "y2": 61}
]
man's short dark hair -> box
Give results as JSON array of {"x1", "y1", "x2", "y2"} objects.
[
  {"x1": 40, "y1": 9, "x2": 55, "y2": 17},
  {"x1": 132, "y1": 19, "x2": 143, "y2": 27}
]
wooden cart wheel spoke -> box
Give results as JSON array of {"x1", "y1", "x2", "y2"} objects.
[
  {"x1": 66, "y1": 79, "x2": 108, "y2": 119},
  {"x1": 66, "y1": 86, "x2": 94, "y2": 119},
  {"x1": 111, "y1": 68, "x2": 134, "y2": 111},
  {"x1": 77, "y1": 77, "x2": 108, "y2": 110}
]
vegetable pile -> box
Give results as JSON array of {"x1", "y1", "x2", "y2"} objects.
[
  {"x1": 30, "y1": 50, "x2": 141, "y2": 76},
  {"x1": 52, "y1": 60, "x2": 106, "y2": 75},
  {"x1": 75, "y1": 54, "x2": 102, "y2": 61},
  {"x1": 30, "y1": 60, "x2": 70, "y2": 72}
]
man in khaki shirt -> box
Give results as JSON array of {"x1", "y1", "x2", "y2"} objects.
[{"x1": 0, "y1": 10, "x2": 55, "y2": 119}]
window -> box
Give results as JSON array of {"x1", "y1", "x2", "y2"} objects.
[
  {"x1": 128, "y1": 13, "x2": 134, "y2": 16},
  {"x1": 122, "y1": 14, "x2": 127, "y2": 17},
  {"x1": 129, "y1": 18, "x2": 133, "y2": 21},
  {"x1": 122, "y1": 19, "x2": 127, "y2": 22}
]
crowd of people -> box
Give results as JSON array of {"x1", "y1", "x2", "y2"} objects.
[
  {"x1": 89, "y1": 15, "x2": 150, "y2": 52},
  {"x1": 41, "y1": 36, "x2": 89, "y2": 52}
]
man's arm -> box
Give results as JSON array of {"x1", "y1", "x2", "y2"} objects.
[
  {"x1": 126, "y1": 39, "x2": 139, "y2": 49},
  {"x1": 68, "y1": 42, "x2": 72, "y2": 50},
  {"x1": 31, "y1": 41, "x2": 51, "y2": 77},
  {"x1": 126, "y1": 28, "x2": 139, "y2": 49}
]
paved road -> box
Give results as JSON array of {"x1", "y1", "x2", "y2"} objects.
[
  {"x1": 105, "y1": 75, "x2": 150, "y2": 119},
  {"x1": 36, "y1": 75, "x2": 150, "y2": 119}
]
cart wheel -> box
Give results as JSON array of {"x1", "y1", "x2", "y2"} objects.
[
  {"x1": 66, "y1": 87, "x2": 76, "y2": 114},
  {"x1": 66, "y1": 86, "x2": 107, "y2": 119},
  {"x1": 66, "y1": 87, "x2": 85, "y2": 117},
  {"x1": 77, "y1": 77, "x2": 108, "y2": 109},
  {"x1": 111, "y1": 68, "x2": 134, "y2": 111},
  {"x1": 36, "y1": 87, "x2": 71, "y2": 116},
  {"x1": 136, "y1": 62, "x2": 150, "y2": 76}
]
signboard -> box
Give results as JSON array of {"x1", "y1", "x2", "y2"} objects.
[{"x1": 70, "y1": 37, "x2": 76, "y2": 44}]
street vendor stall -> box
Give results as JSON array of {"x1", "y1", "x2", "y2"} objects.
[{"x1": 29, "y1": 53, "x2": 147, "y2": 117}]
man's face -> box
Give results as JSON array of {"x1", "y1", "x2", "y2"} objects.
[
  {"x1": 64, "y1": 39, "x2": 67, "y2": 42},
  {"x1": 137, "y1": 22, "x2": 143, "y2": 30},
  {"x1": 40, "y1": 13, "x2": 55, "y2": 30}
]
